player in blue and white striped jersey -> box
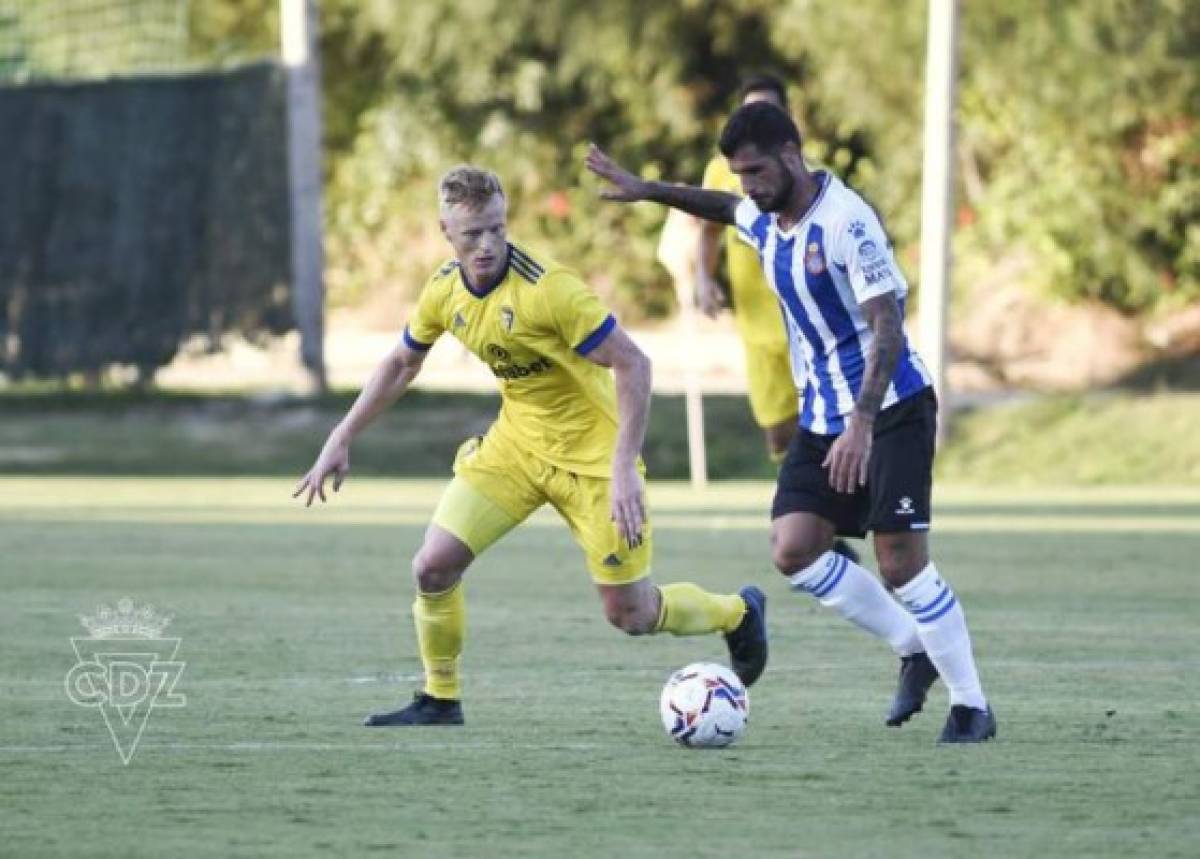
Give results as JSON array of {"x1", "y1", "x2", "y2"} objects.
[
  {"x1": 586, "y1": 102, "x2": 995, "y2": 743},
  {"x1": 731, "y1": 169, "x2": 933, "y2": 436}
]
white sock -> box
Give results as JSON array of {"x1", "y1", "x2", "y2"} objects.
[
  {"x1": 895, "y1": 562, "x2": 987, "y2": 710},
  {"x1": 789, "y1": 551, "x2": 923, "y2": 657}
]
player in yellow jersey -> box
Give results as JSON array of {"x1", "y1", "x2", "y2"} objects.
[{"x1": 294, "y1": 166, "x2": 767, "y2": 726}]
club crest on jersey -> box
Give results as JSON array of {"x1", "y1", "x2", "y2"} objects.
[
  {"x1": 805, "y1": 241, "x2": 826, "y2": 275},
  {"x1": 848, "y1": 220, "x2": 867, "y2": 239},
  {"x1": 499, "y1": 305, "x2": 515, "y2": 333}
]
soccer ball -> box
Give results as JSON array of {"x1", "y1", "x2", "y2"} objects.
[{"x1": 659, "y1": 662, "x2": 749, "y2": 748}]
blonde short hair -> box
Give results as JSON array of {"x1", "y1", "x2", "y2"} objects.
[{"x1": 438, "y1": 165, "x2": 505, "y2": 211}]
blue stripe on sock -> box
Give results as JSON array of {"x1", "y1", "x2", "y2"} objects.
[
  {"x1": 802, "y1": 555, "x2": 841, "y2": 595},
  {"x1": 901, "y1": 584, "x2": 941, "y2": 611},
  {"x1": 919, "y1": 595, "x2": 957, "y2": 624},
  {"x1": 913, "y1": 586, "x2": 955, "y2": 622},
  {"x1": 911, "y1": 585, "x2": 951, "y2": 619},
  {"x1": 811, "y1": 555, "x2": 849, "y2": 598}
]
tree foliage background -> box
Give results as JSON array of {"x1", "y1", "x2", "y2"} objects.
[{"x1": 199, "y1": 0, "x2": 1200, "y2": 322}]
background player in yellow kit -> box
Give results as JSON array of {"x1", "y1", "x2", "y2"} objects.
[
  {"x1": 699, "y1": 74, "x2": 861, "y2": 563},
  {"x1": 294, "y1": 166, "x2": 767, "y2": 726},
  {"x1": 697, "y1": 74, "x2": 798, "y2": 462}
]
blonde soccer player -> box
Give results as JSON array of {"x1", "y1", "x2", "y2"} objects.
[{"x1": 294, "y1": 166, "x2": 767, "y2": 726}]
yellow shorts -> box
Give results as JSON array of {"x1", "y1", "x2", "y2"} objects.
[
  {"x1": 744, "y1": 339, "x2": 799, "y2": 428},
  {"x1": 431, "y1": 432, "x2": 652, "y2": 585}
]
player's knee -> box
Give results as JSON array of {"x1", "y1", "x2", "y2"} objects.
[
  {"x1": 771, "y1": 537, "x2": 828, "y2": 576},
  {"x1": 874, "y1": 535, "x2": 927, "y2": 587},
  {"x1": 411, "y1": 551, "x2": 464, "y2": 593},
  {"x1": 603, "y1": 599, "x2": 656, "y2": 636}
]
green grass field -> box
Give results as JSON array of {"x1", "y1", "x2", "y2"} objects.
[
  {"x1": 2, "y1": 478, "x2": 1198, "y2": 858},
  {"x1": 5, "y1": 388, "x2": 1200, "y2": 484}
]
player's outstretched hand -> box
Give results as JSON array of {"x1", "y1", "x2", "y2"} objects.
[
  {"x1": 292, "y1": 435, "x2": 351, "y2": 507},
  {"x1": 822, "y1": 414, "x2": 872, "y2": 495},
  {"x1": 585, "y1": 144, "x2": 649, "y2": 203},
  {"x1": 610, "y1": 464, "x2": 647, "y2": 549},
  {"x1": 696, "y1": 271, "x2": 728, "y2": 318}
]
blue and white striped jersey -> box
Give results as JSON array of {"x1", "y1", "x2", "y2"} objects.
[{"x1": 734, "y1": 172, "x2": 932, "y2": 436}]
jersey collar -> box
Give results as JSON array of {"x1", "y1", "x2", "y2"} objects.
[
  {"x1": 774, "y1": 171, "x2": 831, "y2": 238},
  {"x1": 460, "y1": 249, "x2": 511, "y2": 299}
]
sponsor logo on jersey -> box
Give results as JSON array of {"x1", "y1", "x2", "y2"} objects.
[
  {"x1": 863, "y1": 252, "x2": 893, "y2": 286},
  {"x1": 804, "y1": 241, "x2": 826, "y2": 275},
  {"x1": 492, "y1": 357, "x2": 553, "y2": 380},
  {"x1": 858, "y1": 239, "x2": 880, "y2": 261},
  {"x1": 486, "y1": 343, "x2": 553, "y2": 380}
]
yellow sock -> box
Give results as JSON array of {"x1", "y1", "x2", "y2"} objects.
[
  {"x1": 655, "y1": 583, "x2": 746, "y2": 635},
  {"x1": 413, "y1": 582, "x2": 465, "y2": 700},
  {"x1": 769, "y1": 449, "x2": 787, "y2": 466}
]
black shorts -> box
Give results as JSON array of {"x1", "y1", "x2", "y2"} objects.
[{"x1": 771, "y1": 388, "x2": 937, "y2": 537}]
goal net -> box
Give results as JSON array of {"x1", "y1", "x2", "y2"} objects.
[{"x1": 0, "y1": 0, "x2": 298, "y2": 382}]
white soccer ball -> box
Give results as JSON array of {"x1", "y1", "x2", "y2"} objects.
[{"x1": 659, "y1": 662, "x2": 749, "y2": 748}]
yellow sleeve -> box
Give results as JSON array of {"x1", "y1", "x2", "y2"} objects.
[
  {"x1": 702, "y1": 155, "x2": 734, "y2": 192},
  {"x1": 540, "y1": 271, "x2": 616, "y2": 356},
  {"x1": 403, "y1": 269, "x2": 449, "y2": 351}
]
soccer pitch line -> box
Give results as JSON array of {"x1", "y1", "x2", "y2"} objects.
[
  {"x1": 5, "y1": 506, "x2": 1199, "y2": 533},
  {"x1": 8, "y1": 476, "x2": 1200, "y2": 505},
  {"x1": 5, "y1": 479, "x2": 1200, "y2": 536},
  {"x1": 0, "y1": 740, "x2": 614, "y2": 755}
]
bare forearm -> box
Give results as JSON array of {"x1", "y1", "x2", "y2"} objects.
[
  {"x1": 855, "y1": 318, "x2": 903, "y2": 419},
  {"x1": 334, "y1": 358, "x2": 420, "y2": 442},
  {"x1": 697, "y1": 222, "x2": 723, "y2": 279},
  {"x1": 612, "y1": 355, "x2": 652, "y2": 469},
  {"x1": 644, "y1": 182, "x2": 739, "y2": 225}
]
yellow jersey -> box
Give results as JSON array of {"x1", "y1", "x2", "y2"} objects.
[
  {"x1": 404, "y1": 242, "x2": 620, "y2": 478},
  {"x1": 702, "y1": 155, "x2": 790, "y2": 348}
]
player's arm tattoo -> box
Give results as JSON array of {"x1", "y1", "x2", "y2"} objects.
[
  {"x1": 855, "y1": 293, "x2": 905, "y2": 420},
  {"x1": 643, "y1": 182, "x2": 739, "y2": 225}
]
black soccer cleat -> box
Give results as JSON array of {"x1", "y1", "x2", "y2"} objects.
[
  {"x1": 937, "y1": 704, "x2": 997, "y2": 744},
  {"x1": 363, "y1": 692, "x2": 464, "y2": 727},
  {"x1": 725, "y1": 586, "x2": 768, "y2": 688},
  {"x1": 832, "y1": 539, "x2": 861, "y2": 564},
  {"x1": 885, "y1": 652, "x2": 940, "y2": 726}
]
